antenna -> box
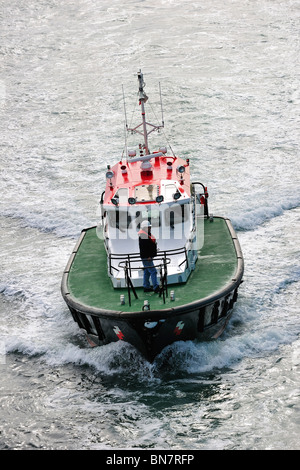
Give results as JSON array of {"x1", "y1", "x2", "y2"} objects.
[
  {"x1": 126, "y1": 70, "x2": 165, "y2": 156},
  {"x1": 137, "y1": 70, "x2": 149, "y2": 154},
  {"x1": 122, "y1": 85, "x2": 128, "y2": 160},
  {"x1": 122, "y1": 84, "x2": 128, "y2": 131},
  {"x1": 159, "y1": 81, "x2": 164, "y2": 127}
]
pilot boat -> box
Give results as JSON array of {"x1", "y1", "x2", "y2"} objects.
[{"x1": 61, "y1": 71, "x2": 244, "y2": 362}]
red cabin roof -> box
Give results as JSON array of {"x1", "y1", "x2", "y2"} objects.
[{"x1": 103, "y1": 154, "x2": 191, "y2": 207}]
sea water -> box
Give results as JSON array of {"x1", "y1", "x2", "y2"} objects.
[{"x1": 0, "y1": 0, "x2": 299, "y2": 450}]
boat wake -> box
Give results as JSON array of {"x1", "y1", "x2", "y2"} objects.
[
  {"x1": 0, "y1": 282, "x2": 30, "y2": 303},
  {"x1": 0, "y1": 207, "x2": 90, "y2": 239},
  {"x1": 229, "y1": 193, "x2": 300, "y2": 232},
  {"x1": 3, "y1": 297, "x2": 298, "y2": 383}
]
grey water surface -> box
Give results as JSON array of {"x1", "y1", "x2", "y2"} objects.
[{"x1": 0, "y1": 0, "x2": 299, "y2": 449}]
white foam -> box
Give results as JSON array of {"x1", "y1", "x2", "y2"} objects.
[
  {"x1": 230, "y1": 194, "x2": 300, "y2": 231},
  {"x1": 157, "y1": 325, "x2": 299, "y2": 375},
  {"x1": 0, "y1": 206, "x2": 90, "y2": 239}
]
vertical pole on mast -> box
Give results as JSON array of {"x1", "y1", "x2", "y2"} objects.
[
  {"x1": 122, "y1": 85, "x2": 128, "y2": 161},
  {"x1": 159, "y1": 81, "x2": 164, "y2": 127},
  {"x1": 137, "y1": 70, "x2": 149, "y2": 155}
]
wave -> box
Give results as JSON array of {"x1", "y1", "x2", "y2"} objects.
[
  {"x1": 153, "y1": 325, "x2": 300, "y2": 378},
  {"x1": 3, "y1": 336, "x2": 156, "y2": 380},
  {"x1": 0, "y1": 207, "x2": 93, "y2": 239},
  {"x1": 3, "y1": 314, "x2": 298, "y2": 381},
  {"x1": 230, "y1": 194, "x2": 300, "y2": 231},
  {"x1": 3, "y1": 195, "x2": 299, "y2": 238},
  {"x1": 0, "y1": 276, "x2": 69, "y2": 325},
  {"x1": 273, "y1": 266, "x2": 300, "y2": 294},
  {"x1": 0, "y1": 282, "x2": 29, "y2": 301}
]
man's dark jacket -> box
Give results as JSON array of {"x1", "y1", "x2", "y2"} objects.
[{"x1": 138, "y1": 230, "x2": 157, "y2": 259}]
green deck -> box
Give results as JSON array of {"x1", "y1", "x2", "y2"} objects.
[{"x1": 66, "y1": 217, "x2": 239, "y2": 313}]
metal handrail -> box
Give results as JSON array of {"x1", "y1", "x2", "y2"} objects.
[
  {"x1": 118, "y1": 256, "x2": 171, "y2": 268},
  {"x1": 191, "y1": 181, "x2": 209, "y2": 218},
  {"x1": 118, "y1": 257, "x2": 171, "y2": 306},
  {"x1": 108, "y1": 246, "x2": 188, "y2": 276}
]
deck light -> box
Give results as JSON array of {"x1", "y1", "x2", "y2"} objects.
[
  {"x1": 144, "y1": 321, "x2": 158, "y2": 328},
  {"x1": 176, "y1": 165, "x2": 185, "y2": 174},
  {"x1": 142, "y1": 300, "x2": 150, "y2": 311},
  {"x1": 106, "y1": 169, "x2": 115, "y2": 188},
  {"x1": 111, "y1": 197, "x2": 119, "y2": 206},
  {"x1": 156, "y1": 195, "x2": 164, "y2": 203},
  {"x1": 176, "y1": 165, "x2": 185, "y2": 181},
  {"x1": 173, "y1": 190, "x2": 181, "y2": 200},
  {"x1": 106, "y1": 170, "x2": 114, "y2": 180},
  {"x1": 128, "y1": 197, "x2": 136, "y2": 205}
]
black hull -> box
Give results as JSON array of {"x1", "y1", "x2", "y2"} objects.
[{"x1": 63, "y1": 283, "x2": 242, "y2": 362}]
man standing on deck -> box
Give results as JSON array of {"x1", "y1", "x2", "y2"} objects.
[{"x1": 138, "y1": 220, "x2": 160, "y2": 293}]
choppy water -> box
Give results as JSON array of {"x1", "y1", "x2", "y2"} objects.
[{"x1": 1, "y1": 0, "x2": 299, "y2": 450}]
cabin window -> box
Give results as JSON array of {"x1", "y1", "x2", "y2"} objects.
[
  {"x1": 107, "y1": 207, "x2": 161, "y2": 231},
  {"x1": 134, "y1": 184, "x2": 159, "y2": 202},
  {"x1": 134, "y1": 208, "x2": 161, "y2": 228},
  {"x1": 115, "y1": 188, "x2": 129, "y2": 204},
  {"x1": 107, "y1": 209, "x2": 132, "y2": 231},
  {"x1": 164, "y1": 203, "x2": 189, "y2": 228},
  {"x1": 164, "y1": 183, "x2": 177, "y2": 200}
]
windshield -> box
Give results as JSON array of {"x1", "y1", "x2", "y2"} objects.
[
  {"x1": 107, "y1": 206, "x2": 161, "y2": 231},
  {"x1": 164, "y1": 203, "x2": 190, "y2": 228}
]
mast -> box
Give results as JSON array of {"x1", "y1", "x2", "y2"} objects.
[
  {"x1": 126, "y1": 70, "x2": 164, "y2": 157},
  {"x1": 137, "y1": 70, "x2": 149, "y2": 155}
]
